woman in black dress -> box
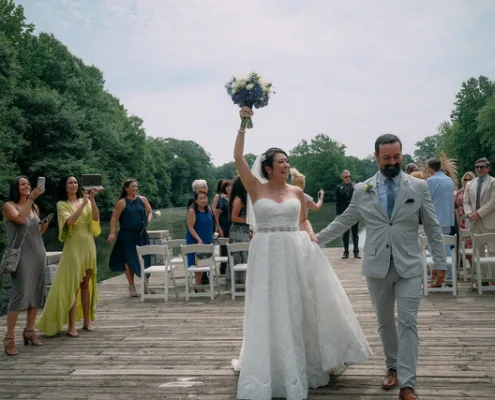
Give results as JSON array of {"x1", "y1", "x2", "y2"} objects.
[{"x1": 215, "y1": 180, "x2": 232, "y2": 274}]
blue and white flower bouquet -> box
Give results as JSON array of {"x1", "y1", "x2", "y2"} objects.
[{"x1": 225, "y1": 72, "x2": 273, "y2": 129}]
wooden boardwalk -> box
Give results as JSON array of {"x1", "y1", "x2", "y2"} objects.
[{"x1": 1, "y1": 248, "x2": 495, "y2": 400}]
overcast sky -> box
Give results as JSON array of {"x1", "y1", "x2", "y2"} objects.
[{"x1": 17, "y1": 0, "x2": 495, "y2": 165}]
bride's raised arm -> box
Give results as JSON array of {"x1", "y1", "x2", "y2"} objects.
[{"x1": 234, "y1": 107, "x2": 261, "y2": 202}]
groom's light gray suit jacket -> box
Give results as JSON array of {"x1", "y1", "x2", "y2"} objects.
[{"x1": 317, "y1": 172, "x2": 446, "y2": 279}]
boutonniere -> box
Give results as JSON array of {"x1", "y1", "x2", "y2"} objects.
[{"x1": 364, "y1": 184, "x2": 375, "y2": 194}]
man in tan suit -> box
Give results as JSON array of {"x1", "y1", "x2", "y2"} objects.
[{"x1": 463, "y1": 157, "x2": 495, "y2": 281}]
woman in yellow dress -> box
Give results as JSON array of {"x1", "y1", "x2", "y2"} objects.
[{"x1": 36, "y1": 176, "x2": 101, "y2": 337}]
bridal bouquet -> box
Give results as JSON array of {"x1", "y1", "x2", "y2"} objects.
[{"x1": 225, "y1": 72, "x2": 273, "y2": 129}]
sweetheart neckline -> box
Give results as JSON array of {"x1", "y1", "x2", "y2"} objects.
[{"x1": 254, "y1": 198, "x2": 300, "y2": 206}]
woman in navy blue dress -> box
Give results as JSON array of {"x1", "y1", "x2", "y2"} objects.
[
  {"x1": 108, "y1": 179, "x2": 153, "y2": 297},
  {"x1": 186, "y1": 190, "x2": 215, "y2": 290}
]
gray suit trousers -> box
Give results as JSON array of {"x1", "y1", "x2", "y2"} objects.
[{"x1": 366, "y1": 259, "x2": 422, "y2": 389}]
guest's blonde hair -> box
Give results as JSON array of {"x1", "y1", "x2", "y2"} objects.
[
  {"x1": 461, "y1": 171, "x2": 476, "y2": 188},
  {"x1": 410, "y1": 171, "x2": 424, "y2": 180},
  {"x1": 290, "y1": 168, "x2": 305, "y2": 189}
]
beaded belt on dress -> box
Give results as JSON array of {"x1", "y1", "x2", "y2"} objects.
[{"x1": 256, "y1": 226, "x2": 300, "y2": 233}]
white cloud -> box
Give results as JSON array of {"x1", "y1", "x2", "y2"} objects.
[{"x1": 17, "y1": 0, "x2": 495, "y2": 164}]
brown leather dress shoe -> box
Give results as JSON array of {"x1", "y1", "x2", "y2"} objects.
[
  {"x1": 399, "y1": 387, "x2": 419, "y2": 399},
  {"x1": 429, "y1": 270, "x2": 446, "y2": 288},
  {"x1": 382, "y1": 369, "x2": 398, "y2": 390}
]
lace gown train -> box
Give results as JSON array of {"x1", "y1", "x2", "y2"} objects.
[{"x1": 232, "y1": 198, "x2": 372, "y2": 400}]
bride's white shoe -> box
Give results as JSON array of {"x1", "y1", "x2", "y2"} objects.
[{"x1": 328, "y1": 363, "x2": 347, "y2": 376}]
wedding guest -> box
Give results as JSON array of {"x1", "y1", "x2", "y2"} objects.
[
  {"x1": 108, "y1": 179, "x2": 153, "y2": 297},
  {"x1": 406, "y1": 163, "x2": 420, "y2": 174},
  {"x1": 192, "y1": 180, "x2": 208, "y2": 196},
  {"x1": 290, "y1": 168, "x2": 325, "y2": 213},
  {"x1": 427, "y1": 158, "x2": 455, "y2": 284},
  {"x1": 215, "y1": 180, "x2": 232, "y2": 274},
  {"x1": 463, "y1": 158, "x2": 495, "y2": 287},
  {"x1": 3, "y1": 177, "x2": 49, "y2": 356},
  {"x1": 186, "y1": 190, "x2": 215, "y2": 290},
  {"x1": 336, "y1": 170, "x2": 360, "y2": 259},
  {"x1": 455, "y1": 172, "x2": 475, "y2": 265},
  {"x1": 410, "y1": 171, "x2": 424, "y2": 180},
  {"x1": 212, "y1": 179, "x2": 225, "y2": 211},
  {"x1": 36, "y1": 176, "x2": 101, "y2": 337},
  {"x1": 226, "y1": 177, "x2": 249, "y2": 288}
]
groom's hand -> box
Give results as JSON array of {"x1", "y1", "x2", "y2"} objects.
[{"x1": 309, "y1": 233, "x2": 318, "y2": 242}]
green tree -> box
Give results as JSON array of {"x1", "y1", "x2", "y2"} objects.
[
  {"x1": 290, "y1": 134, "x2": 347, "y2": 201},
  {"x1": 414, "y1": 135, "x2": 442, "y2": 161}
]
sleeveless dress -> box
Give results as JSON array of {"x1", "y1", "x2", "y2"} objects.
[
  {"x1": 5, "y1": 212, "x2": 46, "y2": 311},
  {"x1": 109, "y1": 197, "x2": 151, "y2": 277},
  {"x1": 36, "y1": 201, "x2": 101, "y2": 336},
  {"x1": 226, "y1": 204, "x2": 249, "y2": 286},
  {"x1": 185, "y1": 208, "x2": 213, "y2": 267},
  {"x1": 233, "y1": 198, "x2": 372, "y2": 400}
]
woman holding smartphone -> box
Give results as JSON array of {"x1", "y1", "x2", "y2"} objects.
[
  {"x1": 3, "y1": 176, "x2": 49, "y2": 356},
  {"x1": 36, "y1": 175, "x2": 101, "y2": 337}
]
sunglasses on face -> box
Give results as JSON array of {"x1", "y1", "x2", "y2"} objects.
[
  {"x1": 475, "y1": 165, "x2": 487, "y2": 169},
  {"x1": 343, "y1": 176, "x2": 351, "y2": 179},
  {"x1": 463, "y1": 178, "x2": 472, "y2": 181}
]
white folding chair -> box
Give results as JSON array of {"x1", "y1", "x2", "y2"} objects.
[
  {"x1": 421, "y1": 234, "x2": 457, "y2": 296},
  {"x1": 458, "y1": 229, "x2": 473, "y2": 282},
  {"x1": 180, "y1": 244, "x2": 220, "y2": 300},
  {"x1": 227, "y1": 242, "x2": 249, "y2": 300},
  {"x1": 136, "y1": 245, "x2": 178, "y2": 302},
  {"x1": 472, "y1": 233, "x2": 495, "y2": 295},
  {"x1": 165, "y1": 239, "x2": 186, "y2": 269},
  {"x1": 214, "y1": 237, "x2": 230, "y2": 266}
]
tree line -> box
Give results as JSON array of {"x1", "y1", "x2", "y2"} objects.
[
  {"x1": 413, "y1": 75, "x2": 495, "y2": 174},
  {"x1": 1, "y1": 0, "x2": 492, "y2": 250}
]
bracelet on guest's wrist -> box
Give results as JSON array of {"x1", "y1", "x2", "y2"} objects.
[{"x1": 238, "y1": 129, "x2": 246, "y2": 134}]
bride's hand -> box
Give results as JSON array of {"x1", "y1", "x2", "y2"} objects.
[
  {"x1": 309, "y1": 233, "x2": 318, "y2": 242},
  {"x1": 239, "y1": 106, "x2": 253, "y2": 119}
]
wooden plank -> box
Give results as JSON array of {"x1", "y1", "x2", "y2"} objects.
[{"x1": 0, "y1": 248, "x2": 494, "y2": 399}]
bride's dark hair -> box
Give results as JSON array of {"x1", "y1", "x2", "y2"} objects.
[{"x1": 261, "y1": 147, "x2": 288, "y2": 179}]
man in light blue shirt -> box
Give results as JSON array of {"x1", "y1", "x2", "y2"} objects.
[{"x1": 426, "y1": 158, "x2": 455, "y2": 280}]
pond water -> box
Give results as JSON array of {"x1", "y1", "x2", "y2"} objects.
[{"x1": 41, "y1": 203, "x2": 352, "y2": 283}]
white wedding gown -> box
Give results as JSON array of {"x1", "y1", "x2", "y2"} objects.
[{"x1": 232, "y1": 198, "x2": 372, "y2": 400}]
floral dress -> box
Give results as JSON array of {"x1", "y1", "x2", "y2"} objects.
[{"x1": 456, "y1": 189, "x2": 472, "y2": 250}]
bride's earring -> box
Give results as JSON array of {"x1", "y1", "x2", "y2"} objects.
[{"x1": 268, "y1": 172, "x2": 272, "y2": 180}]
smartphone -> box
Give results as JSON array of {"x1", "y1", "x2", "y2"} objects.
[
  {"x1": 37, "y1": 177, "x2": 46, "y2": 188},
  {"x1": 39, "y1": 213, "x2": 54, "y2": 225}
]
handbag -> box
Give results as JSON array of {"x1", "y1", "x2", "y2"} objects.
[{"x1": 0, "y1": 226, "x2": 29, "y2": 274}]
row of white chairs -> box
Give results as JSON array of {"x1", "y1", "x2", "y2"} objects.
[
  {"x1": 421, "y1": 231, "x2": 495, "y2": 296},
  {"x1": 135, "y1": 239, "x2": 249, "y2": 302}
]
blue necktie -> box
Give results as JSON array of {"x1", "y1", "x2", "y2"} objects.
[
  {"x1": 386, "y1": 178, "x2": 395, "y2": 219},
  {"x1": 476, "y1": 178, "x2": 483, "y2": 210}
]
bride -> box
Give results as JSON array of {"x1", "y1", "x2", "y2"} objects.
[{"x1": 232, "y1": 107, "x2": 372, "y2": 400}]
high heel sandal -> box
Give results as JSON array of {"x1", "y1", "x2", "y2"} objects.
[
  {"x1": 23, "y1": 329, "x2": 43, "y2": 346},
  {"x1": 128, "y1": 284, "x2": 138, "y2": 297},
  {"x1": 4, "y1": 336, "x2": 18, "y2": 356}
]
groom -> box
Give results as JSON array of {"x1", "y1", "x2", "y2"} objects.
[{"x1": 317, "y1": 134, "x2": 446, "y2": 400}]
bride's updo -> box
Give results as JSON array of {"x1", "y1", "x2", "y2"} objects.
[{"x1": 261, "y1": 147, "x2": 288, "y2": 179}]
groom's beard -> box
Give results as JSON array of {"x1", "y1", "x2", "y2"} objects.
[{"x1": 381, "y1": 163, "x2": 401, "y2": 179}]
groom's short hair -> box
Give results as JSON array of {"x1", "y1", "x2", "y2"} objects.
[{"x1": 375, "y1": 134, "x2": 402, "y2": 155}]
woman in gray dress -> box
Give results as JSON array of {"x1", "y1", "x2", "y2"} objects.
[{"x1": 3, "y1": 176, "x2": 50, "y2": 356}]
